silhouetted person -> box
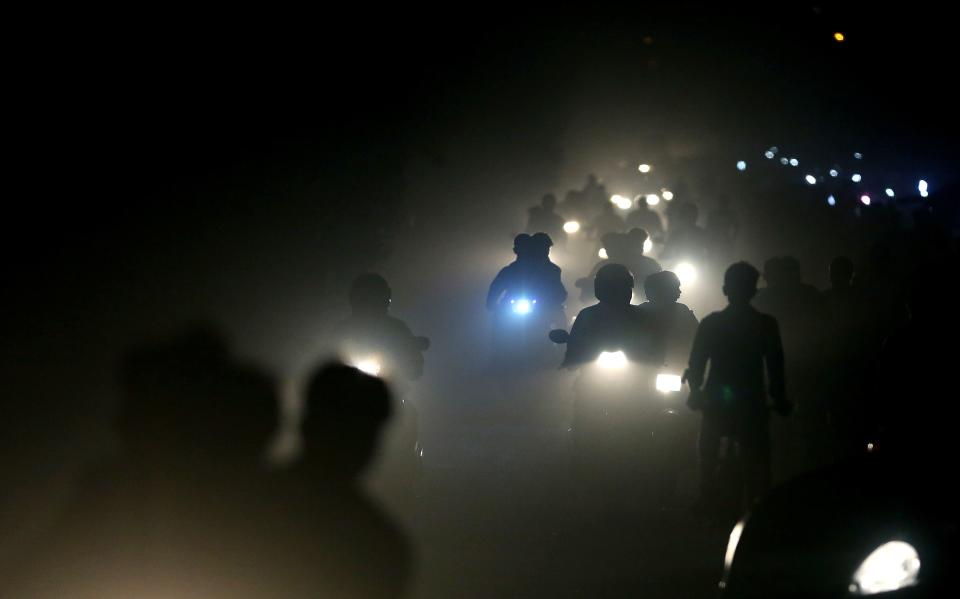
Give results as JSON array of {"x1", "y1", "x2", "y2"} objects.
[
  {"x1": 624, "y1": 228, "x2": 662, "y2": 297},
  {"x1": 638, "y1": 271, "x2": 698, "y2": 370},
  {"x1": 331, "y1": 273, "x2": 425, "y2": 380},
  {"x1": 582, "y1": 173, "x2": 609, "y2": 211},
  {"x1": 754, "y1": 255, "x2": 825, "y2": 471},
  {"x1": 8, "y1": 326, "x2": 280, "y2": 598},
  {"x1": 663, "y1": 201, "x2": 707, "y2": 261},
  {"x1": 706, "y1": 194, "x2": 739, "y2": 258},
  {"x1": 526, "y1": 193, "x2": 565, "y2": 242},
  {"x1": 487, "y1": 233, "x2": 566, "y2": 313},
  {"x1": 626, "y1": 201, "x2": 664, "y2": 241},
  {"x1": 819, "y1": 256, "x2": 870, "y2": 458},
  {"x1": 873, "y1": 257, "x2": 960, "y2": 465},
  {"x1": 686, "y1": 262, "x2": 790, "y2": 516},
  {"x1": 562, "y1": 264, "x2": 654, "y2": 368},
  {"x1": 589, "y1": 201, "x2": 626, "y2": 240},
  {"x1": 278, "y1": 363, "x2": 412, "y2": 598}
]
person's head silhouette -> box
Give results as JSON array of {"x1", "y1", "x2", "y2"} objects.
[
  {"x1": 541, "y1": 193, "x2": 557, "y2": 212},
  {"x1": 530, "y1": 232, "x2": 553, "y2": 260},
  {"x1": 349, "y1": 273, "x2": 392, "y2": 316},
  {"x1": 300, "y1": 363, "x2": 392, "y2": 480},
  {"x1": 644, "y1": 271, "x2": 682, "y2": 304},
  {"x1": 829, "y1": 256, "x2": 854, "y2": 290},
  {"x1": 594, "y1": 263, "x2": 635, "y2": 306},
  {"x1": 781, "y1": 256, "x2": 803, "y2": 286},
  {"x1": 763, "y1": 257, "x2": 786, "y2": 288},
  {"x1": 628, "y1": 228, "x2": 649, "y2": 254},
  {"x1": 513, "y1": 233, "x2": 533, "y2": 260},
  {"x1": 724, "y1": 262, "x2": 760, "y2": 305}
]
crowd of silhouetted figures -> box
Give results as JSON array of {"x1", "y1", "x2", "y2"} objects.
[
  {"x1": 3, "y1": 332, "x2": 410, "y2": 599},
  {"x1": 4, "y1": 179, "x2": 958, "y2": 598}
]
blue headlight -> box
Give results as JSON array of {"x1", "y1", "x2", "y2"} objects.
[{"x1": 511, "y1": 298, "x2": 536, "y2": 315}]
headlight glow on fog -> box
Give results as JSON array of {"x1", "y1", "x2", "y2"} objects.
[
  {"x1": 355, "y1": 359, "x2": 382, "y2": 377},
  {"x1": 850, "y1": 541, "x2": 920, "y2": 595},
  {"x1": 643, "y1": 238, "x2": 653, "y2": 253},
  {"x1": 852, "y1": 173, "x2": 862, "y2": 183},
  {"x1": 511, "y1": 298, "x2": 535, "y2": 315},
  {"x1": 599, "y1": 247, "x2": 609, "y2": 259},
  {"x1": 638, "y1": 163, "x2": 651, "y2": 173},
  {"x1": 724, "y1": 520, "x2": 746, "y2": 571},
  {"x1": 646, "y1": 194, "x2": 660, "y2": 206},
  {"x1": 662, "y1": 190, "x2": 674, "y2": 201},
  {"x1": 596, "y1": 351, "x2": 628, "y2": 369},
  {"x1": 675, "y1": 262, "x2": 697, "y2": 287},
  {"x1": 656, "y1": 374, "x2": 683, "y2": 393},
  {"x1": 736, "y1": 160, "x2": 747, "y2": 171},
  {"x1": 563, "y1": 220, "x2": 581, "y2": 234},
  {"x1": 805, "y1": 174, "x2": 817, "y2": 185}
]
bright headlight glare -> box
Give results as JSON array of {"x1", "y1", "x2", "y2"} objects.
[
  {"x1": 511, "y1": 298, "x2": 534, "y2": 315},
  {"x1": 643, "y1": 238, "x2": 653, "y2": 253},
  {"x1": 598, "y1": 247, "x2": 609, "y2": 260},
  {"x1": 596, "y1": 351, "x2": 628, "y2": 369},
  {"x1": 676, "y1": 262, "x2": 697, "y2": 286},
  {"x1": 850, "y1": 541, "x2": 920, "y2": 595},
  {"x1": 656, "y1": 373, "x2": 683, "y2": 393},
  {"x1": 354, "y1": 358, "x2": 382, "y2": 376},
  {"x1": 563, "y1": 220, "x2": 581, "y2": 234}
]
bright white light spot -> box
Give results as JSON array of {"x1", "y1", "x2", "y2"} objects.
[
  {"x1": 638, "y1": 163, "x2": 651, "y2": 173},
  {"x1": 611, "y1": 195, "x2": 633, "y2": 210},
  {"x1": 512, "y1": 298, "x2": 534, "y2": 315},
  {"x1": 789, "y1": 158, "x2": 799, "y2": 167},
  {"x1": 867, "y1": 442, "x2": 875, "y2": 452},
  {"x1": 646, "y1": 194, "x2": 660, "y2": 206},
  {"x1": 920, "y1": 190, "x2": 929, "y2": 198},
  {"x1": 643, "y1": 238, "x2": 653, "y2": 253},
  {"x1": 829, "y1": 169, "x2": 839, "y2": 177},
  {"x1": 355, "y1": 359, "x2": 382, "y2": 377},
  {"x1": 805, "y1": 174, "x2": 817, "y2": 185},
  {"x1": 571, "y1": 315, "x2": 577, "y2": 324},
  {"x1": 851, "y1": 541, "x2": 920, "y2": 595},
  {"x1": 854, "y1": 152, "x2": 863, "y2": 159},
  {"x1": 598, "y1": 247, "x2": 608, "y2": 260},
  {"x1": 860, "y1": 195, "x2": 871, "y2": 206},
  {"x1": 563, "y1": 220, "x2": 581, "y2": 234},
  {"x1": 780, "y1": 158, "x2": 789, "y2": 165},
  {"x1": 675, "y1": 262, "x2": 697, "y2": 287},
  {"x1": 852, "y1": 173, "x2": 862, "y2": 183},
  {"x1": 918, "y1": 180, "x2": 928, "y2": 194},
  {"x1": 828, "y1": 195, "x2": 836, "y2": 206},
  {"x1": 656, "y1": 373, "x2": 683, "y2": 393},
  {"x1": 736, "y1": 160, "x2": 747, "y2": 171},
  {"x1": 597, "y1": 351, "x2": 628, "y2": 369},
  {"x1": 885, "y1": 188, "x2": 895, "y2": 198},
  {"x1": 662, "y1": 190, "x2": 674, "y2": 201},
  {"x1": 764, "y1": 150, "x2": 775, "y2": 159},
  {"x1": 724, "y1": 520, "x2": 746, "y2": 570}
]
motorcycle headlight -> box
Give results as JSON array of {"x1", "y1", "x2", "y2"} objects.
[
  {"x1": 563, "y1": 220, "x2": 581, "y2": 234},
  {"x1": 656, "y1": 373, "x2": 683, "y2": 393},
  {"x1": 353, "y1": 358, "x2": 382, "y2": 377},
  {"x1": 596, "y1": 351, "x2": 628, "y2": 370},
  {"x1": 849, "y1": 541, "x2": 920, "y2": 595},
  {"x1": 511, "y1": 298, "x2": 535, "y2": 315}
]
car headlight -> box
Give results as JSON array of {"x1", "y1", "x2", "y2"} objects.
[
  {"x1": 511, "y1": 298, "x2": 536, "y2": 315},
  {"x1": 656, "y1": 373, "x2": 683, "y2": 393},
  {"x1": 596, "y1": 351, "x2": 628, "y2": 370},
  {"x1": 849, "y1": 541, "x2": 920, "y2": 595},
  {"x1": 353, "y1": 358, "x2": 382, "y2": 377}
]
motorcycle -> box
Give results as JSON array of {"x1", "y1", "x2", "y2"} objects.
[
  {"x1": 489, "y1": 295, "x2": 565, "y2": 374},
  {"x1": 549, "y1": 329, "x2": 695, "y2": 507}
]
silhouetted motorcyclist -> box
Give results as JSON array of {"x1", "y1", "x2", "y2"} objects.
[
  {"x1": 638, "y1": 271, "x2": 698, "y2": 370},
  {"x1": 330, "y1": 273, "x2": 425, "y2": 380},
  {"x1": 562, "y1": 264, "x2": 654, "y2": 368},
  {"x1": 487, "y1": 233, "x2": 566, "y2": 313},
  {"x1": 526, "y1": 193, "x2": 565, "y2": 242}
]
